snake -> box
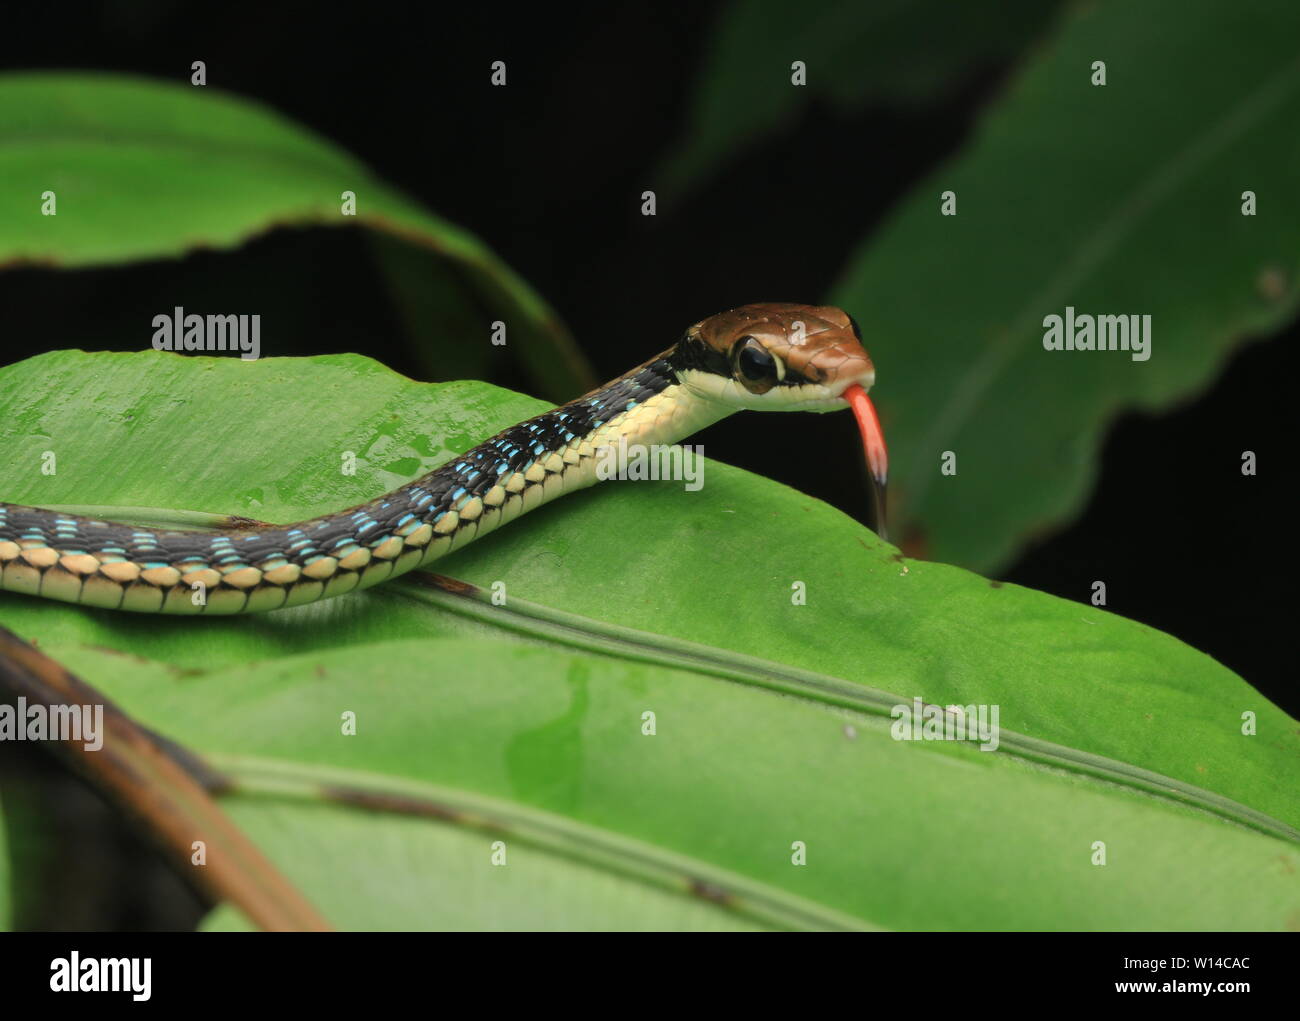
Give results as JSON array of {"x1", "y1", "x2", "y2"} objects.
[{"x1": 0, "y1": 303, "x2": 887, "y2": 615}]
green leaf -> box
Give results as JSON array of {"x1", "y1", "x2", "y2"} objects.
[
  {"x1": 42, "y1": 638, "x2": 1300, "y2": 931},
  {"x1": 0, "y1": 72, "x2": 594, "y2": 400},
  {"x1": 0, "y1": 626, "x2": 330, "y2": 931},
  {"x1": 658, "y1": 0, "x2": 1063, "y2": 195},
  {"x1": 1, "y1": 351, "x2": 1296, "y2": 929},
  {"x1": 830, "y1": 0, "x2": 1300, "y2": 570}
]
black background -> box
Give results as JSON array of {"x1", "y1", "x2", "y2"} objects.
[
  {"x1": 0, "y1": 930, "x2": 1281, "y2": 1001},
  {"x1": 1, "y1": 0, "x2": 1294, "y2": 727}
]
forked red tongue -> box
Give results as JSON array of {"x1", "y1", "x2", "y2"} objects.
[{"x1": 844, "y1": 383, "x2": 889, "y2": 541}]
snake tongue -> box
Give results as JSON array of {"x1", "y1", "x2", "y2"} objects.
[{"x1": 844, "y1": 383, "x2": 889, "y2": 541}]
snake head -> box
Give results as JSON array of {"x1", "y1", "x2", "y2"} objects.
[
  {"x1": 670, "y1": 302, "x2": 888, "y2": 534},
  {"x1": 672, "y1": 302, "x2": 876, "y2": 412}
]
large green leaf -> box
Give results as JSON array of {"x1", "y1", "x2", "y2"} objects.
[
  {"x1": 0, "y1": 351, "x2": 1295, "y2": 929},
  {"x1": 658, "y1": 0, "x2": 1064, "y2": 195},
  {"x1": 35, "y1": 638, "x2": 1297, "y2": 932},
  {"x1": 830, "y1": 0, "x2": 1300, "y2": 570},
  {"x1": 0, "y1": 72, "x2": 593, "y2": 400}
]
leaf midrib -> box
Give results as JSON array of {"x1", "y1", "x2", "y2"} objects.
[
  {"x1": 211, "y1": 752, "x2": 878, "y2": 933},
  {"x1": 394, "y1": 572, "x2": 1300, "y2": 845}
]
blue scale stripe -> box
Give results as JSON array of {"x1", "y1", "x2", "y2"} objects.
[{"x1": 0, "y1": 353, "x2": 680, "y2": 615}]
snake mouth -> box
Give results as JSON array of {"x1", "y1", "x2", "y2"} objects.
[
  {"x1": 670, "y1": 301, "x2": 888, "y2": 538},
  {"x1": 795, "y1": 346, "x2": 874, "y2": 396}
]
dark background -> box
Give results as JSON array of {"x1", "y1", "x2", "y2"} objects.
[{"x1": 1, "y1": 0, "x2": 1293, "y2": 736}]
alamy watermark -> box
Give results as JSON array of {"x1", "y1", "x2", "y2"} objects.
[
  {"x1": 50, "y1": 952, "x2": 150, "y2": 1001},
  {"x1": 1042, "y1": 306, "x2": 1151, "y2": 362},
  {"x1": 0, "y1": 697, "x2": 103, "y2": 751},
  {"x1": 595, "y1": 436, "x2": 704, "y2": 491},
  {"x1": 890, "y1": 698, "x2": 1000, "y2": 752},
  {"x1": 151, "y1": 306, "x2": 260, "y2": 360}
]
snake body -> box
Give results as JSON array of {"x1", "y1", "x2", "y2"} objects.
[{"x1": 0, "y1": 304, "x2": 879, "y2": 615}]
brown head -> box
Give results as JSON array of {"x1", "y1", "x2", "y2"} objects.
[
  {"x1": 667, "y1": 301, "x2": 888, "y2": 509},
  {"x1": 668, "y1": 302, "x2": 876, "y2": 411}
]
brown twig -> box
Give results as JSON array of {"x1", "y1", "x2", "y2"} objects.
[{"x1": 0, "y1": 625, "x2": 331, "y2": 932}]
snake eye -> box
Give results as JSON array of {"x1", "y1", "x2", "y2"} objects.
[{"x1": 731, "y1": 336, "x2": 783, "y2": 394}]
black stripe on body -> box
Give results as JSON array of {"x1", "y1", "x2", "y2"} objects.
[{"x1": 0, "y1": 357, "x2": 681, "y2": 585}]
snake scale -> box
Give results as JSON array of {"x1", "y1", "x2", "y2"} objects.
[{"x1": 0, "y1": 303, "x2": 885, "y2": 615}]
